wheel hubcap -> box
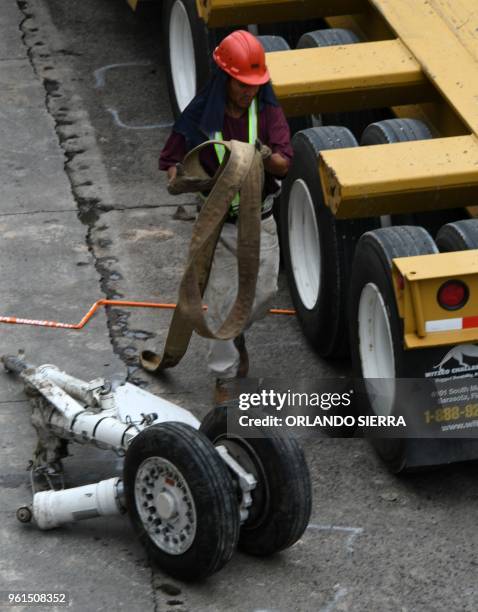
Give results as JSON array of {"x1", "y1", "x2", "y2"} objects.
[
  {"x1": 157, "y1": 491, "x2": 176, "y2": 520},
  {"x1": 169, "y1": 1, "x2": 196, "y2": 112},
  {"x1": 135, "y1": 457, "x2": 197, "y2": 555},
  {"x1": 288, "y1": 179, "x2": 321, "y2": 309}
]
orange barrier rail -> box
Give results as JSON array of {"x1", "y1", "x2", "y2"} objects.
[{"x1": 0, "y1": 299, "x2": 296, "y2": 330}]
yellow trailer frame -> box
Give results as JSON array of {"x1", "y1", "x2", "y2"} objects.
[
  {"x1": 318, "y1": 0, "x2": 478, "y2": 219},
  {"x1": 187, "y1": 0, "x2": 478, "y2": 216},
  {"x1": 195, "y1": 0, "x2": 363, "y2": 28},
  {"x1": 195, "y1": 0, "x2": 478, "y2": 349},
  {"x1": 130, "y1": 0, "x2": 478, "y2": 350}
]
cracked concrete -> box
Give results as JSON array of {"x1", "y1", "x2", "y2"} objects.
[
  {"x1": 0, "y1": 2, "x2": 153, "y2": 609},
  {"x1": 12, "y1": 0, "x2": 214, "y2": 399},
  {"x1": 15, "y1": 0, "x2": 138, "y2": 379}
]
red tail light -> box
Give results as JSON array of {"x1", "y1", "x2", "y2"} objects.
[{"x1": 437, "y1": 280, "x2": 469, "y2": 311}]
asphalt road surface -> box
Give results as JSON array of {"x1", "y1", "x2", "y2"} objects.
[{"x1": 1, "y1": 1, "x2": 477, "y2": 611}]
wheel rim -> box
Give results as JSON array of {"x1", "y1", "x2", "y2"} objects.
[
  {"x1": 358, "y1": 282, "x2": 396, "y2": 416},
  {"x1": 288, "y1": 179, "x2": 321, "y2": 309},
  {"x1": 135, "y1": 456, "x2": 197, "y2": 555},
  {"x1": 169, "y1": 1, "x2": 196, "y2": 112}
]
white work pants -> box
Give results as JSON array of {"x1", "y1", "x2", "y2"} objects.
[{"x1": 204, "y1": 215, "x2": 280, "y2": 379}]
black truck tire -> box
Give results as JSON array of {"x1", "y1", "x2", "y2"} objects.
[
  {"x1": 163, "y1": 0, "x2": 231, "y2": 117},
  {"x1": 360, "y1": 118, "x2": 465, "y2": 236},
  {"x1": 258, "y1": 35, "x2": 311, "y2": 135},
  {"x1": 436, "y1": 218, "x2": 478, "y2": 251},
  {"x1": 348, "y1": 226, "x2": 445, "y2": 473},
  {"x1": 296, "y1": 29, "x2": 392, "y2": 139},
  {"x1": 257, "y1": 34, "x2": 290, "y2": 52},
  {"x1": 281, "y1": 126, "x2": 379, "y2": 357}
]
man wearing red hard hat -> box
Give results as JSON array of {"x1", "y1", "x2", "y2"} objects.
[{"x1": 158, "y1": 30, "x2": 292, "y2": 402}]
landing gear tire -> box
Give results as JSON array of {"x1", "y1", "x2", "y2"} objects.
[
  {"x1": 436, "y1": 218, "x2": 478, "y2": 251},
  {"x1": 200, "y1": 405, "x2": 312, "y2": 556},
  {"x1": 280, "y1": 126, "x2": 379, "y2": 357},
  {"x1": 297, "y1": 29, "x2": 392, "y2": 139},
  {"x1": 123, "y1": 422, "x2": 240, "y2": 580},
  {"x1": 360, "y1": 118, "x2": 465, "y2": 235},
  {"x1": 349, "y1": 226, "x2": 441, "y2": 473}
]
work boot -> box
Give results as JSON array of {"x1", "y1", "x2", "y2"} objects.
[
  {"x1": 214, "y1": 378, "x2": 237, "y2": 405},
  {"x1": 234, "y1": 333, "x2": 249, "y2": 378},
  {"x1": 214, "y1": 375, "x2": 259, "y2": 405}
]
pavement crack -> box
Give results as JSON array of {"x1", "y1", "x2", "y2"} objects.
[
  {"x1": 0, "y1": 208, "x2": 77, "y2": 218},
  {"x1": 16, "y1": 0, "x2": 132, "y2": 379},
  {"x1": 151, "y1": 565, "x2": 159, "y2": 612},
  {"x1": 72, "y1": 203, "x2": 197, "y2": 212},
  {"x1": 112, "y1": 203, "x2": 197, "y2": 211}
]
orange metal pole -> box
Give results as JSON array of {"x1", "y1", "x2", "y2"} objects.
[{"x1": 0, "y1": 299, "x2": 296, "y2": 330}]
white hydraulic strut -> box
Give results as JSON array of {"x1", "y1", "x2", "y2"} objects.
[
  {"x1": 5, "y1": 358, "x2": 200, "y2": 454},
  {"x1": 3, "y1": 355, "x2": 258, "y2": 535},
  {"x1": 18, "y1": 478, "x2": 124, "y2": 529}
]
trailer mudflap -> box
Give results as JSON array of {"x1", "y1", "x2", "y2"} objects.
[{"x1": 392, "y1": 250, "x2": 478, "y2": 349}]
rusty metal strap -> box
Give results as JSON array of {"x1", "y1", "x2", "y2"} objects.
[{"x1": 140, "y1": 139, "x2": 264, "y2": 373}]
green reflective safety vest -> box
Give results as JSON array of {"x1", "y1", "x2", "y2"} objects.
[{"x1": 213, "y1": 97, "x2": 258, "y2": 217}]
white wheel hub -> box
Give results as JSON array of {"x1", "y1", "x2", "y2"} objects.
[
  {"x1": 358, "y1": 282, "x2": 396, "y2": 416},
  {"x1": 288, "y1": 179, "x2": 321, "y2": 309},
  {"x1": 169, "y1": 0, "x2": 196, "y2": 112},
  {"x1": 157, "y1": 491, "x2": 176, "y2": 520},
  {"x1": 135, "y1": 456, "x2": 197, "y2": 555}
]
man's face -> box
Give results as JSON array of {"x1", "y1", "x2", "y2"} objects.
[{"x1": 227, "y1": 78, "x2": 260, "y2": 110}]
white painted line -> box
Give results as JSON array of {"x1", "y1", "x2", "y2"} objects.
[
  {"x1": 94, "y1": 62, "x2": 153, "y2": 88},
  {"x1": 320, "y1": 586, "x2": 348, "y2": 612},
  {"x1": 307, "y1": 523, "x2": 364, "y2": 554},
  {"x1": 105, "y1": 108, "x2": 173, "y2": 131}
]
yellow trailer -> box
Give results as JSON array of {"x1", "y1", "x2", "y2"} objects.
[{"x1": 130, "y1": 0, "x2": 478, "y2": 471}]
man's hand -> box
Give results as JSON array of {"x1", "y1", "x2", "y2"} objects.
[
  {"x1": 263, "y1": 153, "x2": 289, "y2": 178},
  {"x1": 255, "y1": 139, "x2": 272, "y2": 161},
  {"x1": 166, "y1": 162, "x2": 215, "y2": 195},
  {"x1": 255, "y1": 139, "x2": 288, "y2": 177}
]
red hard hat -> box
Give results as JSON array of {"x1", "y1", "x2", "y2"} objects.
[{"x1": 213, "y1": 30, "x2": 270, "y2": 86}]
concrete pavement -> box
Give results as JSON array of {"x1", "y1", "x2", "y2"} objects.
[{"x1": 0, "y1": 2, "x2": 150, "y2": 610}]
